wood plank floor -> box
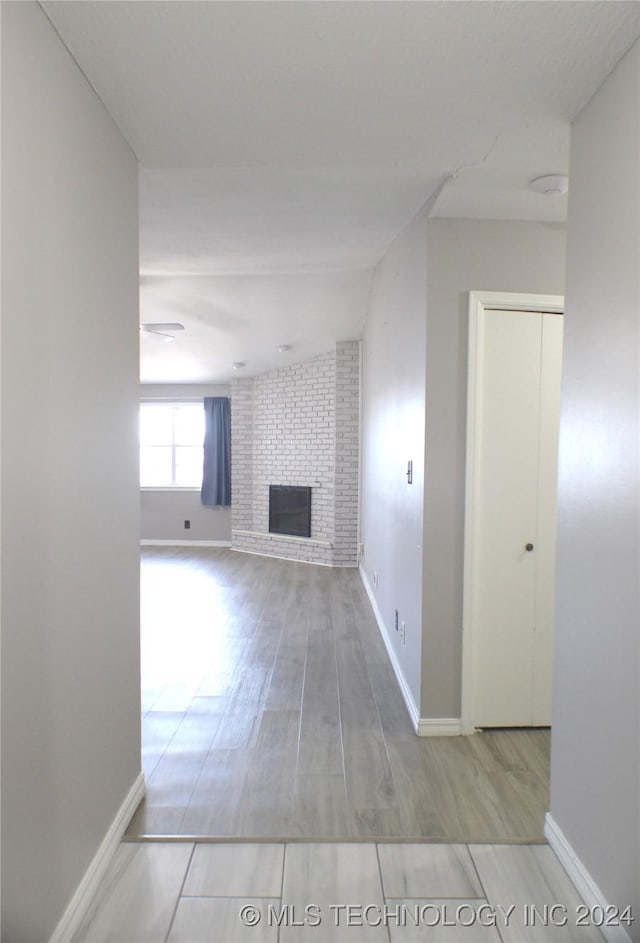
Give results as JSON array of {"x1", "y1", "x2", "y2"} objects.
[{"x1": 127, "y1": 548, "x2": 550, "y2": 840}]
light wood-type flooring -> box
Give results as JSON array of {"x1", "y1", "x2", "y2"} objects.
[
  {"x1": 128, "y1": 547, "x2": 550, "y2": 841},
  {"x1": 74, "y1": 840, "x2": 605, "y2": 942}
]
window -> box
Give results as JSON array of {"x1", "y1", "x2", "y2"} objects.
[{"x1": 140, "y1": 401, "x2": 205, "y2": 488}]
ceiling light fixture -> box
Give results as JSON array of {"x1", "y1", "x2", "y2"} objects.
[
  {"x1": 277, "y1": 344, "x2": 293, "y2": 353},
  {"x1": 529, "y1": 174, "x2": 569, "y2": 196},
  {"x1": 232, "y1": 361, "x2": 246, "y2": 370}
]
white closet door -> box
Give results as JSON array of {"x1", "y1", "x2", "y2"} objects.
[{"x1": 472, "y1": 309, "x2": 562, "y2": 727}]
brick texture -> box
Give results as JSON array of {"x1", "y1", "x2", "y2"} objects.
[{"x1": 231, "y1": 341, "x2": 360, "y2": 566}]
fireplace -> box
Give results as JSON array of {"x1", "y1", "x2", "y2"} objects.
[{"x1": 269, "y1": 485, "x2": 311, "y2": 538}]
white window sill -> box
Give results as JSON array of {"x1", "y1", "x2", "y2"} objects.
[{"x1": 140, "y1": 486, "x2": 201, "y2": 492}]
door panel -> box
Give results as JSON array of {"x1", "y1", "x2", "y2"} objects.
[
  {"x1": 471, "y1": 309, "x2": 562, "y2": 728},
  {"x1": 474, "y1": 310, "x2": 541, "y2": 727}
]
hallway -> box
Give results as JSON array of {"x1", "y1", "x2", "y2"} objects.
[{"x1": 129, "y1": 548, "x2": 549, "y2": 841}]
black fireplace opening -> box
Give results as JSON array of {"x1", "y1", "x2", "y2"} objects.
[{"x1": 269, "y1": 485, "x2": 311, "y2": 538}]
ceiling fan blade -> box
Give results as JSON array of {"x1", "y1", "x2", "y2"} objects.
[{"x1": 140, "y1": 322, "x2": 184, "y2": 332}]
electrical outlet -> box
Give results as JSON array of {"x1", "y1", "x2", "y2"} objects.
[
  {"x1": 184, "y1": 519, "x2": 191, "y2": 530},
  {"x1": 373, "y1": 571, "x2": 378, "y2": 588},
  {"x1": 400, "y1": 620, "x2": 406, "y2": 644},
  {"x1": 394, "y1": 609, "x2": 399, "y2": 632}
]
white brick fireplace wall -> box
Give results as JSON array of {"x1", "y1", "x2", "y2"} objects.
[{"x1": 231, "y1": 340, "x2": 360, "y2": 565}]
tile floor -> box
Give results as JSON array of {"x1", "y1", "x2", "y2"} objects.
[{"x1": 73, "y1": 841, "x2": 607, "y2": 942}]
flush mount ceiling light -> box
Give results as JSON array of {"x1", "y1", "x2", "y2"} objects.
[
  {"x1": 529, "y1": 174, "x2": 569, "y2": 196},
  {"x1": 232, "y1": 361, "x2": 246, "y2": 370},
  {"x1": 277, "y1": 344, "x2": 293, "y2": 353}
]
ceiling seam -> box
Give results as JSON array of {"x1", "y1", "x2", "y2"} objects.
[{"x1": 37, "y1": 0, "x2": 141, "y2": 163}]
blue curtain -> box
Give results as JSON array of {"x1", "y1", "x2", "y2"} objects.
[{"x1": 201, "y1": 396, "x2": 231, "y2": 506}]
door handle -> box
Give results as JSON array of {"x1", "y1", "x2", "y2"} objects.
[{"x1": 525, "y1": 543, "x2": 534, "y2": 552}]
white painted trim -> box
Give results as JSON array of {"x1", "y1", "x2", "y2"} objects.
[
  {"x1": 140, "y1": 539, "x2": 231, "y2": 547},
  {"x1": 356, "y1": 339, "x2": 364, "y2": 565},
  {"x1": 544, "y1": 814, "x2": 633, "y2": 943},
  {"x1": 416, "y1": 718, "x2": 462, "y2": 737},
  {"x1": 359, "y1": 564, "x2": 420, "y2": 731},
  {"x1": 467, "y1": 291, "x2": 564, "y2": 315},
  {"x1": 49, "y1": 773, "x2": 145, "y2": 943},
  {"x1": 461, "y1": 290, "x2": 564, "y2": 735}
]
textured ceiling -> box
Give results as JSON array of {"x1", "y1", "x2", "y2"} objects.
[{"x1": 42, "y1": 0, "x2": 640, "y2": 383}]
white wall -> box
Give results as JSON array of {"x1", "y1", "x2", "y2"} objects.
[
  {"x1": 423, "y1": 219, "x2": 566, "y2": 717},
  {"x1": 140, "y1": 383, "x2": 231, "y2": 541},
  {"x1": 141, "y1": 491, "x2": 231, "y2": 542},
  {"x1": 360, "y1": 205, "x2": 428, "y2": 712},
  {"x1": 1, "y1": 5, "x2": 141, "y2": 940},
  {"x1": 550, "y1": 40, "x2": 639, "y2": 934},
  {"x1": 141, "y1": 383, "x2": 231, "y2": 399}
]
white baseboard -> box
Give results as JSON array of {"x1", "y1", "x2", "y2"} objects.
[
  {"x1": 49, "y1": 773, "x2": 145, "y2": 943},
  {"x1": 140, "y1": 539, "x2": 231, "y2": 547},
  {"x1": 359, "y1": 565, "x2": 421, "y2": 730},
  {"x1": 416, "y1": 718, "x2": 462, "y2": 737},
  {"x1": 545, "y1": 813, "x2": 633, "y2": 943},
  {"x1": 359, "y1": 566, "x2": 462, "y2": 738}
]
